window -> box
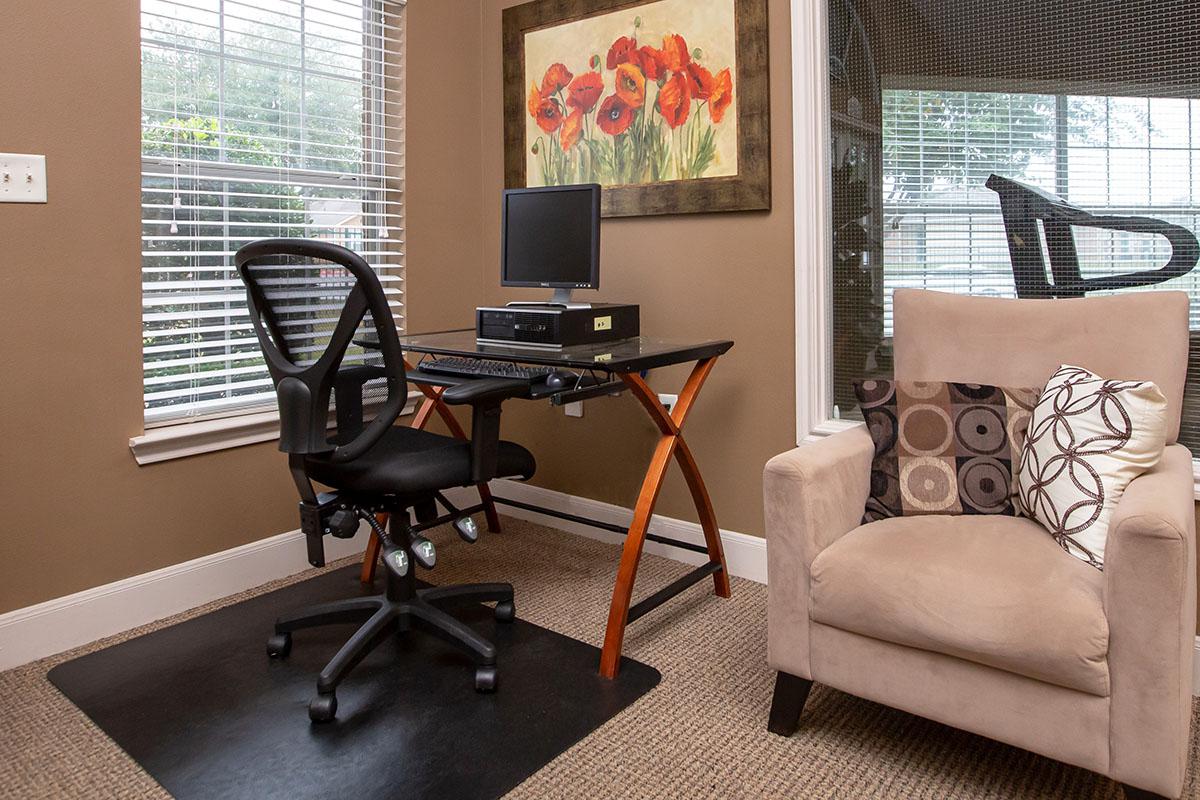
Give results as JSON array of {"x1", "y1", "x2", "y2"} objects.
[
  {"x1": 140, "y1": 0, "x2": 405, "y2": 425},
  {"x1": 880, "y1": 91, "x2": 1200, "y2": 333},
  {"x1": 822, "y1": 0, "x2": 1200, "y2": 452}
]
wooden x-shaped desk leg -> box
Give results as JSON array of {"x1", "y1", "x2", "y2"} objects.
[
  {"x1": 359, "y1": 358, "x2": 502, "y2": 585},
  {"x1": 599, "y1": 357, "x2": 731, "y2": 678}
]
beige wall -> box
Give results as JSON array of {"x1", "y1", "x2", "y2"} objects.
[
  {"x1": 0, "y1": 1, "x2": 487, "y2": 614},
  {"x1": 0, "y1": 0, "x2": 795, "y2": 616},
  {"x1": 395, "y1": 0, "x2": 798, "y2": 539},
  {"x1": 404, "y1": 1, "x2": 487, "y2": 333},
  {"x1": 0, "y1": 0, "x2": 300, "y2": 614},
  {"x1": 472, "y1": 0, "x2": 797, "y2": 538}
]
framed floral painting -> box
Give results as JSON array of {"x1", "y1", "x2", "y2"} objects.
[{"x1": 503, "y1": 0, "x2": 770, "y2": 217}]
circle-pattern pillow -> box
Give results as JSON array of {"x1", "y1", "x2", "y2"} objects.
[
  {"x1": 854, "y1": 379, "x2": 1040, "y2": 524},
  {"x1": 1014, "y1": 365, "x2": 1168, "y2": 570}
]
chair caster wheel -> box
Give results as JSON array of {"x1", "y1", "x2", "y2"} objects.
[
  {"x1": 494, "y1": 600, "x2": 515, "y2": 623},
  {"x1": 309, "y1": 693, "x2": 337, "y2": 723},
  {"x1": 267, "y1": 632, "x2": 291, "y2": 658},
  {"x1": 475, "y1": 665, "x2": 497, "y2": 693}
]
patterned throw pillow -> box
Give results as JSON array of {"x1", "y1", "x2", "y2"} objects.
[
  {"x1": 1015, "y1": 365, "x2": 1168, "y2": 570},
  {"x1": 854, "y1": 380, "x2": 1040, "y2": 524}
]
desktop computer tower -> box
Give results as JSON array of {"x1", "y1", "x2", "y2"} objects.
[{"x1": 475, "y1": 303, "x2": 640, "y2": 349}]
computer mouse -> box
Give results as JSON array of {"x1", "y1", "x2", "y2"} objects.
[{"x1": 545, "y1": 371, "x2": 574, "y2": 389}]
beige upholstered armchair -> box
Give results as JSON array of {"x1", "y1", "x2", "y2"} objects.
[{"x1": 765, "y1": 289, "x2": 1196, "y2": 799}]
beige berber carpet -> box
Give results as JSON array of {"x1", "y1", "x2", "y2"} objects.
[{"x1": 1, "y1": 517, "x2": 1197, "y2": 799}]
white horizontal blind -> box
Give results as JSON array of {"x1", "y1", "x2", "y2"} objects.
[
  {"x1": 140, "y1": 0, "x2": 405, "y2": 425},
  {"x1": 880, "y1": 90, "x2": 1200, "y2": 333}
]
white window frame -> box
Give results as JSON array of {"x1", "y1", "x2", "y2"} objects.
[
  {"x1": 792, "y1": 0, "x2": 853, "y2": 444},
  {"x1": 787, "y1": 0, "x2": 1200, "y2": 496}
]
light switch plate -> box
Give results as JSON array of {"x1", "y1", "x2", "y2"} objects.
[
  {"x1": 0, "y1": 153, "x2": 47, "y2": 203},
  {"x1": 564, "y1": 401, "x2": 584, "y2": 418}
]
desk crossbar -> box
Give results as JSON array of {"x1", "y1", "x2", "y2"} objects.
[{"x1": 491, "y1": 496, "x2": 711, "y2": 555}]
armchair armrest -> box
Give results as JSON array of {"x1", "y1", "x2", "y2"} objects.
[
  {"x1": 764, "y1": 426, "x2": 874, "y2": 678},
  {"x1": 1104, "y1": 444, "x2": 1197, "y2": 797},
  {"x1": 764, "y1": 426, "x2": 875, "y2": 564},
  {"x1": 440, "y1": 378, "x2": 530, "y2": 484}
]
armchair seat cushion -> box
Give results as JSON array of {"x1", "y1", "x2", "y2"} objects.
[{"x1": 809, "y1": 515, "x2": 1110, "y2": 696}]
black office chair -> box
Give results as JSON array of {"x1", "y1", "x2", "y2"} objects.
[
  {"x1": 235, "y1": 238, "x2": 536, "y2": 722},
  {"x1": 985, "y1": 173, "x2": 1199, "y2": 298}
]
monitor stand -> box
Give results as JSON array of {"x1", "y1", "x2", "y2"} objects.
[{"x1": 506, "y1": 287, "x2": 592, "y2": 309}]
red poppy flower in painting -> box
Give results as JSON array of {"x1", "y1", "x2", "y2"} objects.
[
  {"x1": 685, "y1": 62, "x2": 714, "y2": 101},
  {"x1": 596, "y1": 94, "x2": 634, "y2": 136},
  {"x1": 528, "y1": 82, "x2": 563, "y2": 133},
  {"x1": 566, "y1": 71, "x2": 604, "y2": 113},
  {"x1": 615, "y1": 63, "x2": 646, "y2": 109},
  {"x1": 606, "y1": 36, "x2": 637, "y2": 70},
  {"x1": 657, "y1": 71, "x2": 691, "y2": 129},
  {"x1": 709, "y1": 68, "x2": 733, "y2": 123},
  {"x1": 527, "y1": 82, "x2": 541, "y2": 117},
  {"x1": 560, "y1": 107, "x2": 584, "y2": 151},
  {"x1": 540, "y1": 62, "x2": 573, "y2": 97},
  {"x1": 526, "y1": 18, "x2": 737, "y2": 185},
  {"x1": 660, "y1": 33, "x2": 690, "y2": 73},
  {"x1": 636, "y1": 46, "x2": 667, "y2": 80}
]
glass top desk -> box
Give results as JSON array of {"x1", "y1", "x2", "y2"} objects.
[
  {"x1": 356, "y1": 329, "x2": 733, "y2": 401},
  {"x1": 356, "y1": 328, "x2": 735, "y2": 679}
]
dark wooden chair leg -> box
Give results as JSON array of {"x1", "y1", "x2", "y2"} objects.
[
  {"x1": 1121, "y1": 785, "x2": 1168, "y2": 800},
  {"x1": 767, "y1": 671, "x2": 813, "y2": 736}
]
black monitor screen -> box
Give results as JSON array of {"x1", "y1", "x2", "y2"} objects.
[{"x1": 502, "y1": 185, "x2": 599, "y2": 288}]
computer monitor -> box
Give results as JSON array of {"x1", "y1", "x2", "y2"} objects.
[{"x1": 501, "y1": 183, "x2": 600, "y2": 306}]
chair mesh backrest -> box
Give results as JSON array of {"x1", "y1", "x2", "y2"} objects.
[
  {"x1": 245, "y1": 257, "x2": 374, "y2": 367},
  {"x1": 236, "y1": 240, "x2": 406, "y2": 456}
]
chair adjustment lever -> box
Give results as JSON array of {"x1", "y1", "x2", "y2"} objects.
[
  {"x1": 408, "y1": 532, "x2": 437, "y2": 569},
  {"x1": 435, "y1": 491, "x2": 480, "y2": 544},
  {"x1": 359, "y1": 510, "x2": 409, "y2": 579},
  {"x1": 453, "y1": 516, "x2": 479, "y2": 544},
  {"x1": 357, "y1": 509, "x2": 434, "y2": 572}
]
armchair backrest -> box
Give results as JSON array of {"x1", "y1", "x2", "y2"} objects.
[{"x1": 892, "y1": 289, "x2": 1190, "y2": 443}]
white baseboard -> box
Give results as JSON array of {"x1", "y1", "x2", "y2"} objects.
[
  {"x1": 0, "y1": 526, "x2": 370, "y2": 672},
  {"x1": 454, "y1": 479, "x2": 768, "y2": 584}
]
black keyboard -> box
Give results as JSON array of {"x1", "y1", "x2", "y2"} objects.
[{"x1": 419, "y1": 356, "x2": 554, "y2": 383}]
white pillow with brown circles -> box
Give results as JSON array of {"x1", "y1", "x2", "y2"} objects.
[{"x1": 1015, "y1": 365, "x2": 1168, "y2": 570}]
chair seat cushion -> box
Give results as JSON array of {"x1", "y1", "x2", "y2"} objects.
[
  {"x1": 809, "y1": 515, "x2": 1110, "y2": 696},
  {"x1": 305, "y1": 426, "x2": 535, "y2": 495}
]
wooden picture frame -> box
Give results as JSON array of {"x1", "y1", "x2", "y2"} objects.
[{"x1": 503, "y1": 0, "x2": 771, "y2": 217}]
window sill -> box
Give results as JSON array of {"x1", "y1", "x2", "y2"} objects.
[
  {"x1": 129, "y1": 392, "x2": 423, "y2": 466},
  {"x1": 801, "y1": 418, "x2": 862, "y2": 444}
]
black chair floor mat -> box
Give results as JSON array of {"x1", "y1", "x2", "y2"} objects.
[{"x1": 48, "y1": 565, "x2": 660, "y2": 800}]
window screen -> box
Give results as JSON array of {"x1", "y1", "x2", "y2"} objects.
[
  {"x1": 827, "y1": 0, "x2": 1200, "y2": 450},
  {"x1": 140, "y1": 0, "x2": 405, "y2": 424}
]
